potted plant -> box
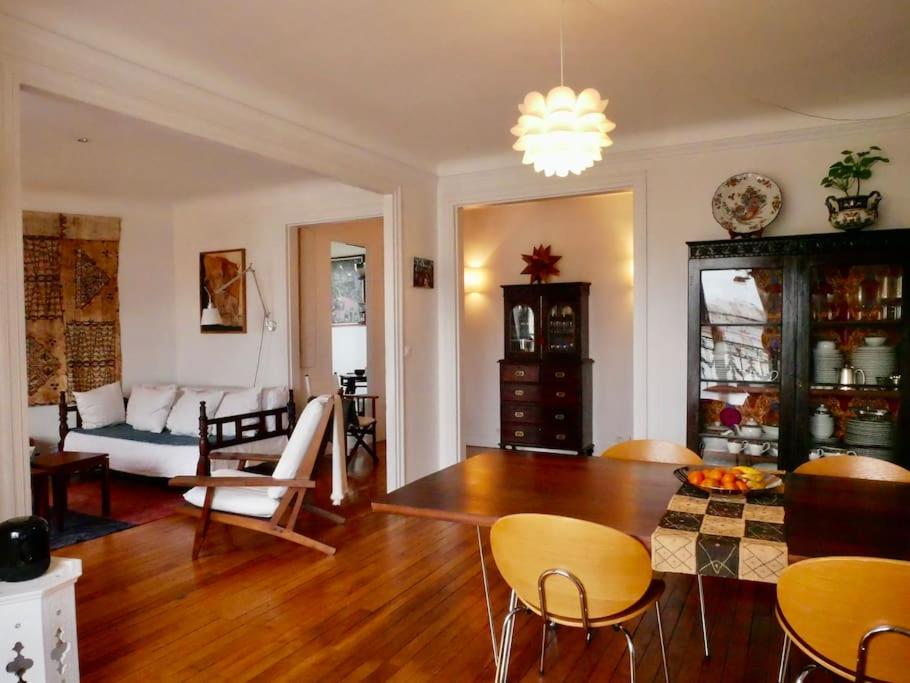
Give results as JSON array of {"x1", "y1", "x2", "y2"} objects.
[{"x1": 821, "y1": 146, "x2": 890, "y2": 230}]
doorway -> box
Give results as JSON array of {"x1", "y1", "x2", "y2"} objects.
[
  {"x1": 458, "y1": 191, "x2": 635, "y2": 457},
  {"x1": 297, "y1": 218, "x2": 386, "y2": 472}
]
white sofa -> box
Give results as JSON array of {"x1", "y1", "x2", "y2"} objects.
[{"x1": 59, "y1": 385, "x2": 296, "y2": 478}]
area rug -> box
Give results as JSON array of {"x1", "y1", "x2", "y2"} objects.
[{"x1": 49, "y1": 510, "x2": 134, "y2": 550}]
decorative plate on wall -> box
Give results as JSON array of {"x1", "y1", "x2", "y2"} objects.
[{"x1": 712, "y1": 173, "x2": 782, "y2": 238}]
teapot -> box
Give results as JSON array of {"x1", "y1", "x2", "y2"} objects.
[
  {"x1": 735, "y1": 418, "x2": 763, "y2": 439},
  {"x1": 839, "y1": 364, "x2": 865, "y2": 386}
]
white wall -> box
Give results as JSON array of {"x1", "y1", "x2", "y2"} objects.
[
  {"x1": 24, "y1": 190, "x2": 176, "y2": 451},
  {"x1": 332, "y1": 325, "x2": 367, "y2": 375},
  {"x1": 460, "y1": 193, "x2": 634, "y2": 451},
  {"x1": 440, "y1": 121, "x2": 910, "y2": 453}
]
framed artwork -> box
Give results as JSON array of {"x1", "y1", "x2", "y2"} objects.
[
  {"x1": 413, "y1": 257, "x2": 434, "y2": 289},
  {"x1": 331, "y1": 255, "x2": 366, "y2": 325},
  {"x1": 200, "y1": 248, "x2": 246, "y2": 333}
]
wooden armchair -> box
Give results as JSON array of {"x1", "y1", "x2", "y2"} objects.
[
  {"x1": 170, "y1": 394, "x2": 341, "y2": 559},
  {"x1": 343, "y1": 393, "x2": 379, "y2": 465}
]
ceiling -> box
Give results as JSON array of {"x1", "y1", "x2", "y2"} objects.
[
  {"x1": 6, "y1": 0, "x2": 910, "y2": 172},
  {"x1": 20, "y1": 89, "x2": 318, "y2": 201}
]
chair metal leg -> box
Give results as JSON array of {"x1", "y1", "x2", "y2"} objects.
[
  {"x1": 539, "y1": 620, "x2": 549, "y2": 674},
  {"x1": 655, "y1": 601, "x2": 670, "y2": 683},
  {"x1": 618, "y1": 624, "x2": 637, "y2": 683},
  {"x1": 495, "y1": 590, "x2": 521, "y2": 683},
  {"x1": 795, "y1": 664, "x2": 818, "y2": 682},
  {"x1": 777, "y1": 633, "x2": 791, "y2": 683},
  {"x1": 477, "y1": 526, "x2": 499, "y2": 666},
  {"x1": 696, "y1": 574, "x2": 711, "y2": 659}
]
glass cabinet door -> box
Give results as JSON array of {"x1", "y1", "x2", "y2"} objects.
[
  {"x1": 543, "y1": 299, "x2": 578, "y2": 356},
  {"x1": 698, "y1": 267, "x2": 783, "y2": 469},
  {"x1": 508, "y1": 302, "x2": 537, "y2": 356},
  {"x1": 807, "y1": 263, "x2": 903, "y2": 462}
]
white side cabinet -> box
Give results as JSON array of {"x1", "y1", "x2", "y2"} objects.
[{"x1": 1, "y1": 558, "x2": 82, "y2": 683}]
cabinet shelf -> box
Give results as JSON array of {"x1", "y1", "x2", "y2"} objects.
[
  {"x1": 808, "y1": 385, "x2": 900, "y2": 399},
  {"x1": 811, "y1": 319, "x2": 904, "y2": 328},
  {"x1": 701, "y1": 382, "x2": 779, "y2": 395},
  {"x1": 700, "y1": 321, "x2": 781, "y2": 327}
]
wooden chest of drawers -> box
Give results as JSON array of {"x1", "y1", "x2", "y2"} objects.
[{"x1": 498, "y1": 281, "x2": 593, "y2": 455}]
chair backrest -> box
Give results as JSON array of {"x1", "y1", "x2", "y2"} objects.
[
  {"x1": 600, "y1": 439, "x2": 703, "y2": 466},
  {"x1": 268, "y1": 394, "x2": 333, "y2": 499},
  {"x1": 490, "y1": 514, "x2": 652, "y2": 623},
  {"x1": 794, "y1": 455, "x2": 910, "y2": 483},
  {"x1": 777, "y1": 557, "x2": 910, "y2": 681}
]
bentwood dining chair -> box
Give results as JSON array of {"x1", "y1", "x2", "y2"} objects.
[
  {"x1": 794, "y1": 455, "x2": 910, "y2": 483},
  {"x1": 601, "y1": 439, "x2": 710, "y2": 658},
  {"x1": 490, "y1": 514, "x2": 670, "y2": 683},
  {"x1": 601, "y1": 439, "x2": 703, "y2": 466},
  {"x1": 776, "y1": 557, "x2": 910, "y2": 682}
]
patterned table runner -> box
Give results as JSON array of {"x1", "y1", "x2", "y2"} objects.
[{"x1": 650, "y1": 482, "x2": 788, "y2": 584}]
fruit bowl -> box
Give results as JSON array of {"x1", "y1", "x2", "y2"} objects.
[{"x1": 673, "y1": 466, "x2": 782, "y2": 497}]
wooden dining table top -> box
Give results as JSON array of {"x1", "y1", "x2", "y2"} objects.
[{"x1": 372, "y1": 451, "x2": 910, "y2": 561}]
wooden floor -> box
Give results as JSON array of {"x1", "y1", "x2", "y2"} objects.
[{"x1": 59, "y1": 447, "x2": 835, "y2": 682}]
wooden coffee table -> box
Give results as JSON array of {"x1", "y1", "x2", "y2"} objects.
[{"x1": 31, "y1": 451, "x2": 111, "y2": 531}]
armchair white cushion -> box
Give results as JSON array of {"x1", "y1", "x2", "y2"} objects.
[
  {"x1": 182, "y1": 470, "x2": 279, "y2": 518},
  {"x1": 268, "y1": 395, "x2": 331, "y2": 499}
]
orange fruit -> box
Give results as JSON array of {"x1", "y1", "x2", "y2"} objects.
[
  {"x1": 721, "y1": 474, "x2": 737, "y2": 488},
  {"x1": 735, "y1": 480, "x2": 749, "y2": 493},
  {"x1": 687, "y1": 470, "x2": 705, "y2": 485}
]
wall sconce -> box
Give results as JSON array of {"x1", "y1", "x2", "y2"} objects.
[{"x1": 464, "y1": 267, "x2": 485, "y2": 294}]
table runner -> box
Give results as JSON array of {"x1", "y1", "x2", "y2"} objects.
[{"x1": 650, "y1": 482, "x2": 788, "y2": 584}]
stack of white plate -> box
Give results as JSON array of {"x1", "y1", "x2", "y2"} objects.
[
  {"x1": 813, "y1": 347, "x2": 843, "y2": 384},
  {"x1": 851, "y1": 446, "x2": 897, "y2": 462},
  {"x1": 845, "y1": 418, "x2": 895, "y2": 448},
  {"x1": 850, "y1": 346, "x2": 897, "y2": 384}
]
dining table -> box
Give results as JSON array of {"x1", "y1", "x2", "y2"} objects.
[{"x1": 371, "y1": 451, "x2": 910, "y2": 671}]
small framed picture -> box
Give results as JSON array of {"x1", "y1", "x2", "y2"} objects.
[
  {"x1": 413, "y1": 257, "x2": 434, "y2": 289},
  {"x1": 200, "y1": 248, "x2": 246, "y2": 333}
]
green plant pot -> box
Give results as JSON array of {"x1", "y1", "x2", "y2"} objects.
[{"x1": 825, "y1": 192, "x2": 882, "y2": 231}]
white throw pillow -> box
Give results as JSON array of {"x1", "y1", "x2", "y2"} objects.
[
  {"x1": 214, "y1": 388, "x2": 262, "y2": 438},
  {"x1": 166, "y1": 389, "x2": 225, "y2": 436},
  {"x1": 126, "y1": 385, "x2": 178, "y2": 433},
  {"x1": 261, "y1": 386, "x2": 289, "y2": 432},
  {"x1": 74, "y1": 382, "x2": 125, "y2": 429}
]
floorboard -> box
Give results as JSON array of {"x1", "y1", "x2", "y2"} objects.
[{"x1": 56, "y1": 446, "x2": 837, "y2": 681}]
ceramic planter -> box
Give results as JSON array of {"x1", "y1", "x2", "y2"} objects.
[{"x1": 825, "y1": 191, "x2": 882, "y2": 231}]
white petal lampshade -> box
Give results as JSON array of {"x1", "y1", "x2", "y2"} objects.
[{"x1": 511, "y1": 85, "x2": 615, "y2": 177}]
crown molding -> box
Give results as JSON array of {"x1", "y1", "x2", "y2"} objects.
[
  {"x1": 436, "y1": 112, "x2": 910, "y2": 178},
  {"x1": 0, "y1": 13, "x2": 435, "y2": 191}
]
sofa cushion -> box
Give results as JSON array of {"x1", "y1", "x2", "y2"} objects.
[
  {"x1": 166, "y1": 389, "x2": 225, "y2": 436},
  {"x1": 182, "y1": 469, "x2": 279, "y2": 518},
  {"x1": 127, "y1": 385, "x2": 178, "y2": 433},
  {"x1": 74, "y1": 382, "x2": 125, "y2": 429},
  {"x1": 261, "y1": 386, "x2": 289, "y2": 431},
  {"x1": 215, "y1": 388, "x2": 262, "y2": 438}
]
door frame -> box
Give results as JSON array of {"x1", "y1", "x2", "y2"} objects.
[{"x1": 437, "y1": 171, "x2": 648, "y2": 467}]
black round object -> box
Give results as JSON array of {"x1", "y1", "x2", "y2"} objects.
[{"x1": 0, "y1": 515, "x2": 51, "y2": 582}]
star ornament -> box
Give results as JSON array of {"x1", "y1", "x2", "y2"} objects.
[{"x1": 520, "y1": 244, "x2": 562, "y2": 284}]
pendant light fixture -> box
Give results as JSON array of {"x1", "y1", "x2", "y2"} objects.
[{"x1": 511, "y1": 1, "x2": 615, "y2": 177}]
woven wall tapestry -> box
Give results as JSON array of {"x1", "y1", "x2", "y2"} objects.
[{"x1": 24, "y1": 211, "x2": 122, "y2": 406}]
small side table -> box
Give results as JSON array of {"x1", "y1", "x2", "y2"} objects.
[
  {"x1": 0, "y1": 557, "x2": 82, "y2": 682},
  {"x1": 30, "y1": 452, "x2": 110, "y2": 531}
]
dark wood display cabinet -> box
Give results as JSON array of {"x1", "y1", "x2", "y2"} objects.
[
  {"x1": 687, "y1": 229, "x2": 910, "y2": 471},
  {"x1": 499, "y1": 282, "x2": 593, "y2": 455}
]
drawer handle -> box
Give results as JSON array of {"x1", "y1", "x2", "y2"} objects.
[
  {"x1": 514, "y1": 389, "x2": 525, "y2": 397},
  {"x1": 554, "y1": 371, "x2": 566, "y2": 379},
  {"x1": 555, "y1": 434, "x2": 566, "y2": 441},
  {"x1": 555, "y1": 391, "x2": 566, "y2": 398},
  {"x1": 514, "y1": 370, "x2": 526, "y2": 378},
  {"x1": 554, "y1": 414, "x2": 565, "y2": 421},
  {"x1": 514, "y1": 411, "x2": 525, "y2": 418},
  {"x1": 514, "y1": 430, "x2": 525, "y2": 438}
]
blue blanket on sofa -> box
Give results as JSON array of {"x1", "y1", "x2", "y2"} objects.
[{"x1": 72, "y1": 423, "x2": 200, "y2": 446}]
